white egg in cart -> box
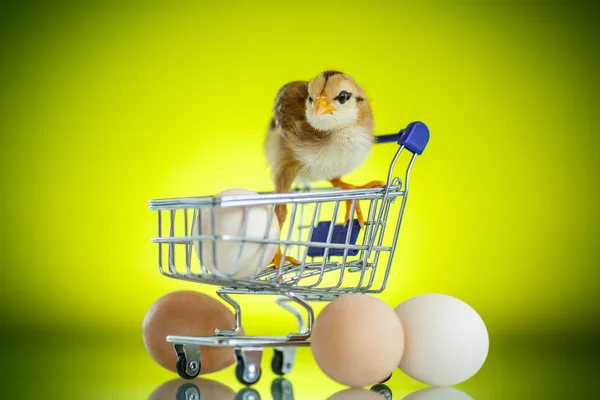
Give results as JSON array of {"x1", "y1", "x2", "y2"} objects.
[{"x1": 192, "y1": 188, "x2": 280, "y2": 278}]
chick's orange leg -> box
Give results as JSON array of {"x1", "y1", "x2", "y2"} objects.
[
  {"x1": 330, "y1": 178, "x2": 385, "y2": 227},
  {"x1": 330, "y1": 177, "x2": 386, "y2": 190},
  {"x1": 270, "y1": 203, "x2": 300, "y2": 268},
  {"x1": 344, "y1": 199, "x2": 364, "y2": 226},
  {"x1": 355, "y1": 180, "x2": 386, "y2": 189},
  {"x1": 272, "y1": 246, "x2": 300, "y2": 269},
  {"x1": 275, "y1": 203, "x2": 287, "y2": 227}
]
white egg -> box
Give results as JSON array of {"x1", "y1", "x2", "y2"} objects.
[
  {"x1": 402, "y1": 387, "x2": 473, "y2": 400},
  {"x1": 394, "y1": 293, "x2": 489, "y2": 387},
  {"x1": 192, "y1": 188, "x2": 279, "y2": 278}
]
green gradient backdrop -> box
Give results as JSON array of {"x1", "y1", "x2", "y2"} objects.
[{"x1": 0, "y1": 0, "x2": 598, "y2": 397}]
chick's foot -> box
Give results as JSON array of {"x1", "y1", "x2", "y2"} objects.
[
  {"x1": 270, "y1": 246, "x2": 300, "y2": 269},
  {"x1": 329, "y1": 178, "x2": 386, "y2": 227}
]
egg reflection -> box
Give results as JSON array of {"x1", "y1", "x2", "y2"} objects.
[
  {"x1": 327, "y1": 388, "x2": 385, "y2": 400},
  {"x1": 148, "y1": 378, "x2": 235, "y2": 400},
  {"x1": 402, "y1": 387, "x2": 473, "y2": 400}
]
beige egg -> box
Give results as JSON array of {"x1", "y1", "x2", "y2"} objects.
[
  {"x1": 142, "y1": 290, "x2": 244, "y2": 375},
  {"x1": 193, "y1": 188, "x2": 280, "y2": 278},
  {"x1": 148, "y1": 378, "x2": 235, "y2": 400},
  {"x1": 311, "y1": 294, "x2": 405, "y2": 387}
]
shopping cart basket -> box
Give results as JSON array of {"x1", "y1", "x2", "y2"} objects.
[{"x1": 148, "y1": 121, "x2": 430, "y2": 385}]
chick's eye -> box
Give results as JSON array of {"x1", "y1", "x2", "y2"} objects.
[
  {"x1": 308, "y1": 96, "x2": 313, "y2": 104},
  {"x1": 336, "y1": 90, "x2": 351, "y2": 104}
]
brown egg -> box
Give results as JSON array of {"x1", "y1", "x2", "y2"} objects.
[
  {"x1": 142, "y1": 290, "x2": 244, "y2": 375},
  {"x1": 148, "y1": 378, "x2": 235, "y2": 400},
  {"x1": 311, "y1": 294, "x2": 404, "y2": 387}
]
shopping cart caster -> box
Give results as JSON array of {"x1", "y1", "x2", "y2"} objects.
[
  {"x1": 271, "y1": 348, "x2": 295, "y2": 376},
  {"x1": 370, "y1": 383, "x2": 392, "y2": 399},
  {"x1": 176, "y1": 383, "x2": 200, "y2": 400},
  {"x1": 235, "y1": 388, "x2": 261, "y2": 400},
  {"x1": 174, "y1": 343, "x2": 201, "y2": 380},
  {"x1": 235, "y1": 348, "x2": 263, "y2": 386},
  {"x1": 271, "y1": 377, "x2": 294, "y2": 400}
]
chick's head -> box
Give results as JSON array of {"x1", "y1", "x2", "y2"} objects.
[{"x1": 306, "y1": 70, "x2": 369, "y2": 131}]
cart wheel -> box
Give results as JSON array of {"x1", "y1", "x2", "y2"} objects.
[
  {"x1": 236, "y1": 359, "x2": 262, "y2": 386},
  {"x1": 176, "y1": 354, "x2": 201, "y2": 380},
  {"x1": 271, "y1": 349, "x2": 285, "y2": 376},
  {"x1": 271, "y1": 377, "x2": 294, "y2": 400},
  {"x1": 175, "y1": 383, "x2": 200, "y2": 400},
  {"x1": 271, "y1": 347, "x2": 295, "y2": 376},
  {"x1": 235, "y1": 388, "x2": 261, "y2": 400},
  {"x1": 370, "y1": 383, "x2": 392, "y2": 399}
]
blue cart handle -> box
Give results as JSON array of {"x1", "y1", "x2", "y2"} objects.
[{"x1": 375, "y1": 121, "x2": 430, "y2": 155}]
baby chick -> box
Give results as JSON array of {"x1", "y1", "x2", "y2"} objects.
[{"x1": 265, "y1": 70, "x2": 384, "y2": 266}]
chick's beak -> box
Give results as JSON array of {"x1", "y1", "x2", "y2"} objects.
[{"x1": 315, "y1": 96, "x2": 336, "y2": 116}]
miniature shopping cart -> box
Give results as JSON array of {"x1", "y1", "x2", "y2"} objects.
[{"x1": 148, "y1": 121, "x2": 430, "y2": 386}]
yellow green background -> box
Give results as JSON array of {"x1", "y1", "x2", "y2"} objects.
[{"x1": 0, "y1": 0, "x2": 598, "y2": 398}]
